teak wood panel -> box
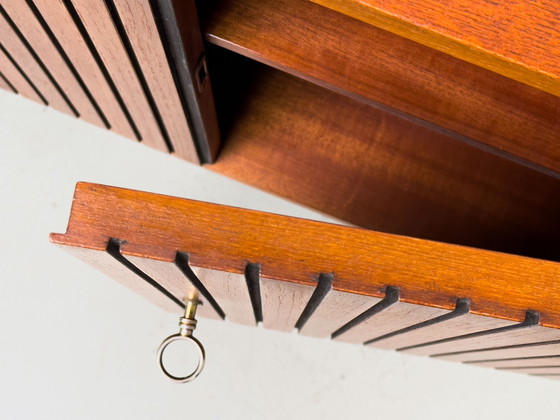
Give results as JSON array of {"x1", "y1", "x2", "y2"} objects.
[
  {"x1": 334, "y1": 302, "x2": 450, "y2": 344},
  {"x1": 473, "y1": 357, "x2": 560, "y2": 369},
  {"x1": 299, "y1": 290, "x2": 381, "y2": 338},
  {"x1": 0, "y1": 11, "x2": 73, "y2": 115},
  {"x1": 111, "y1": 0, "x2": 198, "y2": 162},
  {"x1": 371, "y1": 312, "x2": 516, "y2": 350},
  {"x1": 3, "y1": 1, "x2": 104, "y2": 128},
  {"x1": 311, "y1": 0, "x2": 560, "y2": 97},
  {"x1": 190, "y1": 266, "x2": 255, "y2": 326},
  {"x1": 260, "y1": 277, "x2": 315, "y2": 332},
  {"x1": 208, "y1": 61, "x2": 560, "y2": 262},
  {"x1": 69, "y1": 0, "x2": 168, "y2": 152},
  {"x1": 203, "y1": 0, "x2": 560, "y2": 177},
  {"x1": 50, "y1": 183, "x2": 560, "y2": 378},
  {"x1": 407, "y1": 325, "x2": 560, "y2": 357},
  {"x1": 31, "y1": 0, "x2": 136, "y2": 139},
  {"x1": 0, "y1": 47, "x2": 44, "y2": 103},
  {"x1": 124, "y1": 255, "x2": 222, "y2": 320},
  {"x1": 441, "y1": 341, "x2": 560, "y2": 363}
]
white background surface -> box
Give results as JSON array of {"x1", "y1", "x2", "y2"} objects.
[{"x1": 1, "y1": 89, "x2": 559, "y2": 419}]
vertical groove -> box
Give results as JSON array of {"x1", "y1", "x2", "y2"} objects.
[
  {"x1": 364, "y1": 298, "x2": 471, "y2": 345},
  {"x1": 0, "y1": 5, "x2": 79, "y2": 116},
  {"x1": 62, "y1": 0, "x2": 142, "y2": 140},
  {"x1": 295, "y1": 273, "x2": 333, "y2": 330},
  {"x1": 106, "y1": 238, "x2": 185, "y2": 309},
  {"x1": 149, "y1": 0, "x2": 211, "y2": 163},
  {"x1": 104, "y1": 0, "x2": 174, "y2": 153},
  {"x1": 26, "y1": 0, "x2": 111, "y2": 128},
  {"x1": 331, "y1": 286, "x2": 400, "y2": 339},
  {"x1": 175, "y1": 252, "x2": 226, "y2": 319},
  {"x1": 0, "y1": 71, "x2": 18, "y2": 93},
  {"x1": 244, "y1": 262, "x2": 263, "y2": 323},
  {"x1": 0, "y1": 43, "x2": 47, "y2": 104},
  {"x1": 399, "y1": 310, "x2": 540, "y2": 352}
]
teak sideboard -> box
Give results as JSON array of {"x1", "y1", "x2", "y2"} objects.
[{"x1": 1, "y1": 0, "x2": 559, "y2": 379}]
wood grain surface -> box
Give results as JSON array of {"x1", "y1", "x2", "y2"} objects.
[
  {"x1": 50, "y1": 183, "x2": 560, "y2": 329},
  {"x1": 260, "y1": 276, "x2": 315, "y2": 332},
  {"x1": 0, "y1": 11, "x2": 73, "y2": 115},
  {"x1": 440, "y1": 341, "x2": 560, "y2": 363},
  {"x1": 55, "y1": 245, "x2": 179, "y2": 312},
  {"x1": 31, "y1": 0, "x2": 136, "y2": 139},
  {"x1": 208, "y1": 60, "x2": 560, "y2": 261},
  {"x1": 500, "y1": 367, "x2": 560, "y2": 375},
  {"x1": 334, "y1": 301, "x2": 449, "y2": 344},
  {"x1": 409, "y1": 325, "x2": 560, "y2": 357},
  {"x1": 112, "y1": 0, "x2": 198, "y2": 162},
  {"x1": 190, "y1": 266, "x2": 255, "y2": 326},
  {"x1": 0, "y1": 47, "x2": 44, "y2": 103},
  {"x1": 203, "y1": 0, "x2": 560, "y2": 177},
  {"x1": 3, "y1": 1, "x2": 104, "y2": 127},
  {"x1": 299, "y1": 290, "x2": 381, "y2": 338},
  {"x1": 70, "y1": 0, "x2": 167, "y2": 151},
  {"x1": 311, "y1": 0, "x2": 560, "y2": 97},
  {"x1": 372, "y1": 312, "x2": 515, "y2": 350},
  {"x1": 472, "y1": 356, "x2": 560, "y2": 369},
  {"x1": 124, "y1": 255, "x2": 222, "y2": 319}
]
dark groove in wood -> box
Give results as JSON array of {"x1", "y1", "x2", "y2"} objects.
[
  {"x1": 433, "y1": 338, "x2": 560, "y2": 358},
  {"x1": 26, "y1": 0, "x2": 110, "y2": 128},
  {"x1": 175, "y1": 252, "x2": 226, "y2": 319},
  {"x1": 150, "y1": 0, "x2": 212, "y2": 163},
  {"x1": 365, "y1": 298, "x2": 471, "y2": 345},
  {"x1": 331, "y1": 286, "x2": 400, "y2": 339},
  {"x1": 295, "y1": 273, "x2": 333, "y2": 330},
  {"x1": 0, "y1": 71, "x2": 17, "y2": 93},
  {"x1": 244, "y1": 262, "x2": 263, "y2": 323},
  {"x1": 106, "y1": 238, "x2": 184, "y2": 309},
  {"x1": 400, "y1": 311, "x2": 540, "y2": 352},
  {"x1": 104, "y1": 0, "x2": 174, "y2": 153},
  {"x1": 464, "y1": 355, "x2": 560, "y2": 364},
  {"x1": 0, "y1": 5, "x2": 79, "y2": 117},
  {"x1": 497, "y1": 365, "x2": 560, "y2": 370},
  {"x1": 0, "y1": 43, "x2": 47, "y2": 105},
  {"x1": 63, "y1": 0, "x2": 142, "y2": 140}
]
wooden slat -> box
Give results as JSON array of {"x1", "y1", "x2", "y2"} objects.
[
  {"x1": 299, "y1": 290, "x2": 381, "y2": 338},
  {"x1": 209, "y1": 62, "x2": 560, "y2": 261},
  {"x1": 124, "y1": 255, "x2": 221, "y2": 320},
  {"x1": 0, "y1": 11, "x2": 73, "y2": 115},
  {"x1": 111, "y1": 0, "x2": 198, "y2": 162},
  {"x1": 334, "y1": 301, "x2": 449, "y2": 344},
  {"x1": 190, "y1": 266, "x2": 255, "y2": 326},
  {"x1": 69, "y1": 0, "x2": 168, "y2": 151},
  {"x1": 499, "y1": 367, "x2": 560, "y2": 375},
  {"x1": 408, "y1": 325, "x2": 560, "y2": 358},
  {"x1": 55, "y1": 245, "x2": 179, "y2": 312},
  {"x1": 31, "y1": 0, "x2": 136, "y2": 139},
  {"x1": 472, "y1": 356, "x2": 560, "y2": 369},
  {"x1": 441, "y1": 341, "x2": 560, "y2": 363},
  {"x1": 260, "y1": 276, "x2": 315, "y2": 332},
  {"x1": 0, "y1": 48, "x2": 43, "y2": 103},
  {"x1": 204, "y1": 0, "x2": 560, "y2": 177},
  {"x1": 311, "y1": 0, "x2": 560, "y2": 97},
  {"x1": 372, "y1": 312, "x2": 515, "y2": 350},
  {"x1": 3, "y1": 1, "x2": 104, "y2": 128},
  {"x1": 49, "y1": 183, "x2": 560, "y2": 328}
]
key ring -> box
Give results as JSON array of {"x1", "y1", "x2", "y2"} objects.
[{"x1": 157, "y1": 299, "x2": 206, "y2": 383}]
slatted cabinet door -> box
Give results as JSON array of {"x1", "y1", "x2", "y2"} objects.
[
  {"x1": 51, "y1": 183, "x2": 560, "y2": 380},
  {"x1": 0, "y1": 0, "x2": 220, "y2": 163}
]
